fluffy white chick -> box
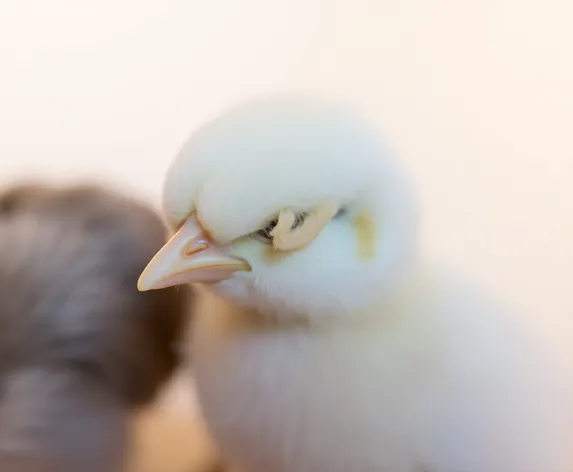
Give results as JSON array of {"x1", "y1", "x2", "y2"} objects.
[{"x1": 138, "y1": 95, "x2": 573, "y2": 472}]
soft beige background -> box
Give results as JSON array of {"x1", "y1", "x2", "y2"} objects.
[{"x1": 1, "y1": 0, "x2": 572, "y2": 468}]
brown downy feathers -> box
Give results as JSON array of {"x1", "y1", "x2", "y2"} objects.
[{"x1": 0, "y1": 182, "x2": 193, "y2": 472}]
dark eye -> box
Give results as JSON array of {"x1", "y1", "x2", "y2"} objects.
[
  {"x1": 254, "y1": 218, "x2": 278, "y2": 244},
  {"x1": 253, "y1": 212, "x2": 306, "y2": 244}
]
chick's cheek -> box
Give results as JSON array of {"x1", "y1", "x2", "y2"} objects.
[
  {"x1": 353, "y1": 212, "x2": 377, "y2": 261},
  {"x1": 262, "y1": 245, "x2": 290, "y2": 264}
]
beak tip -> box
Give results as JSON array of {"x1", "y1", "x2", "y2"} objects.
[
  {"x1": 137, "y1": 273, "x2": 155, "y2": 292},
  {"x1": 137, "y1": 281, "x2": 148, "y2": 292}
]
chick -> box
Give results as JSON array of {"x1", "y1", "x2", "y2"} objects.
[
  {"x1": 138, "y1": 96, "x2": 573, "y2": 472},
  {"x1": 0, "y1": 182, "x2": 192, "y2": 472}
]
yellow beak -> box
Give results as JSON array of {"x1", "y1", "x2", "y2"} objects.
[{"x1": 137, "y1": 214, "x2": 251, "y2": 291}]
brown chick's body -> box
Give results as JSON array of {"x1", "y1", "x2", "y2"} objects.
[{"x1": 0, "y1": 183, "x2": 192, "y2": 472}]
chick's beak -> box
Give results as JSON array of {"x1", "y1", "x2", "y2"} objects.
[{"x1": 137, "y1": 214, "x2": 251, "y2": 291}]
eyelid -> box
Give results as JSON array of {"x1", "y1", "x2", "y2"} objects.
[
  {"x1": 292, "y1": 212, "x2": 306, "y2": 229},
  {"x1": 259, "y1": 211, "x2": 306, "y2": 233}
]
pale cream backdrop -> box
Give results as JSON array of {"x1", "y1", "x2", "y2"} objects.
[{"x1": 1, "y1": 0, "x2": 572, "y2": 469}]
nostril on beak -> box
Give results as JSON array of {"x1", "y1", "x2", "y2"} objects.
[{"x1": 183, "y1": 240, "x2": 209, "y2": 257}]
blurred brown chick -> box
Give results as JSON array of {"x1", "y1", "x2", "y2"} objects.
[{"x1": 0, "y1": 182, "x2": 192, "y2": 472}]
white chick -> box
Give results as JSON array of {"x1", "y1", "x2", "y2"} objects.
[{"x1": 138, "y1": 95, "x2": 573, "y2": 472}]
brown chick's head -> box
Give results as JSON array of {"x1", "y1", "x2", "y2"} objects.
[{"x1": 0, "y1": 182, "x2": 193, "y2": 407}]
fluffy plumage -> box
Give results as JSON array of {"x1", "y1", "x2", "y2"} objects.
[
  {"x1": 141, "y1": 95, "x2": 573, "y2": 472},
  {"x1": 0, "y1": 182, "x2": 192, "y2": 472}
]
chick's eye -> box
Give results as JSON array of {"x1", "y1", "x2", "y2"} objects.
[
  {"x1": 254, "y1": 218, "x2": 278, "y2": 243},
  {"x1": 253, "y1": 212, "x2": 306, "y2": 244}
]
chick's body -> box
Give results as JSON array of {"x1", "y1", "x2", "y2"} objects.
[
  {"x1": 140, "y1": 96, "x2": 573, "y2": 472},
  {"x1": 193, "y1": 278, "x2": 571, "y2": 472}
]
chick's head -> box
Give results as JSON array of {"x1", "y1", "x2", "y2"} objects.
[{"x1": 139, "y1": 96, "x2": 418, "y2": 319}]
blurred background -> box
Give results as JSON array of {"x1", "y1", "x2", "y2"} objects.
[{"x1": 1, "y1": 0, "x2": 572, "y2": 443}]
